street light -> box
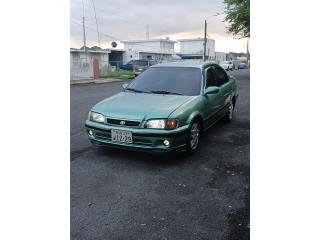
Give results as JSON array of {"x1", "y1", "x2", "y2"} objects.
[{"x1": 203, "y1": 13, "x2": 219, "y2": 62}]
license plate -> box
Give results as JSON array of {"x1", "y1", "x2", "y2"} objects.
[{"x1": 111, "y1": 129, "x2": 132, "y2": 143}]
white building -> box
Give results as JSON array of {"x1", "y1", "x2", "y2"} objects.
[
  {"x1": 122, "y1": 39, "x2": 176, "y2": 63},
  {"x1": 70, "y1": 48, "x2": 110, "y2": 80},
  {"x1": 178, "y1": 38, "x2": 215, "y2": 60},
  {"x1": 215, "y1": 52, "x2": 227, "y2": 63}
]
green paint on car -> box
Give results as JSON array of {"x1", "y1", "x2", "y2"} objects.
[{"x1": 85, "y1": 62, "x2": 238, "y2": 154}]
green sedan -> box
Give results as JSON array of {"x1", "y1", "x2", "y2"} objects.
[{"x1": 85, "y1": 62, "x2": 238, "y2": 154}]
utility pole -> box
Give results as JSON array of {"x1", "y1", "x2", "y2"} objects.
[
  {"x1": 203, "y1": 20, "x2": 207, "y2": 62},
  {"x1": 203, "y1": 13, "x2": 219, "y2": 62},
  {"x1": 82, "y1": 17, "x2": 87, "y2": 51},
  {"x1": 81, "y1": 0, "x2": 87, "y2": 52},
  {"x1": 146, "y1": 24, "x2": 150, "y2": 40},
  {"x1": 246, "y1": 39, "x2": 250, "y2": 67}
]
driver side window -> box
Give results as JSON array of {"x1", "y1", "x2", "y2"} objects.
[{"x1": 206, "y1": 67, "x2": 218, "y2": 88}]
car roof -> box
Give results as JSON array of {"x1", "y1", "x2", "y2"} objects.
[{"x1": 150, "y1": 61, "x2": 218, "y2": 69}]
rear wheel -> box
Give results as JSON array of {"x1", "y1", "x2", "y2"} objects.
[
  {"x1": 223, "y1": 100, "x2": 234, "y2": 122},
  {"x1": 186, "y1": 121, "x2": 200, "y2": 153}
]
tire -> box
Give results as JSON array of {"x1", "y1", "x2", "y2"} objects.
[
  {"x1": 223, "y1": 100, "x2": 234, "y2": 123},
  {"x1": 186, "y1": 121, "x2": 201, "y2": 153}
]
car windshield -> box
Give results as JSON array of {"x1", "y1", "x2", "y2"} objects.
[{"x1": 127, "y1": 67, "x2": 202, "y2": 96}]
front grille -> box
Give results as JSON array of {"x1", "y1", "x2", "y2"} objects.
[
  {"x1": 106, "y1": 118, "x2": 140, "y2": 127},
  {"x1": 94, "y1": 131, "x2": 152, "y2": 146}
]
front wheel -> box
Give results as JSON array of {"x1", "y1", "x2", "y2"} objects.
[{"x1": 186, "y1": 121, "x2": 200, "y2": 153}]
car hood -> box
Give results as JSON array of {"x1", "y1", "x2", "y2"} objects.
[{"x1": 92, "y1": 92, "x2": 195, "y2": 121}]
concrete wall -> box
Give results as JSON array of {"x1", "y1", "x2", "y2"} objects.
[
  {"x1": 206, "y1": 40, "x2": 215, "y2": 59},
  {"x1": 139, "y1": 52, "x2": 173, "y2": 61},
  {"x1": 123, "y1": 40, "x2": 175, "y2": 63},
  {"x1": 215, "y1": 52, "x2": 227, "y2": 63},
  {"x1": 70, "y1": 51, "x2": 109, "y2": 80},
  {"x1": 180, "y1": 39, "x2": 215, "y2": 58}
]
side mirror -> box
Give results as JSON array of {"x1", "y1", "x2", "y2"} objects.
[
  {"x1": 122, "y1": 83, "x2": 129, "y2": 89},
  {"x1": 204, "y1": 86, "x2": 220, "y2": 95}
]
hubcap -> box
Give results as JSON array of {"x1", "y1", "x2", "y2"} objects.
[
  {"x1": 190, "y1": 123, "x2": 200, "y2": 150},
  {"x1": 229, "y1": 102, "x2": 234, "y2": 120}
]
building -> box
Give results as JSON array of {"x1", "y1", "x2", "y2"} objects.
[
  {"x1": 236, "y1": 56, "x2": 247, "y2": 62},
  {"x1": 215, "y1": 52, "x2": 227, "y2": 63},
  {"x1": 226, "y1": 52, "x2": 236, "y2": 61},
  {"x1": 122, "y1": 39, "x2": 176, "y2": 63},
  {"x1": 70, "y1": 47, "x2": 111, "y2": 80},
  {"x1": 108, "y1": 49, "x2": 125, "y2": 69},
  {"x1": 178, "y1": 38, "x2": 215, "y2": 60},
  {"x1": 70, "y1": 46, "x2": 127, "y2": 79}
]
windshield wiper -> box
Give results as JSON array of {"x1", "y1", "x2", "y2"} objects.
[
  {"x1": 150, "y1": 90, "x2": 182, "y2": 95},
  {"x1": 125, "y1": 88, "x2": 148, "y2": 93}
]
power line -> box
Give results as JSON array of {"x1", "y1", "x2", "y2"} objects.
[
  {"x1": 90, "y1": 0, "x2": 101, "y2": 46},
  {"x1": 71, "y1": 19, "x2": 177, "y2": 53},
  {"x1": 71, "y1": 19, "x2": 120, "y2": 41}
]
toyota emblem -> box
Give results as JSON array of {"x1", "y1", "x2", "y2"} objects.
[{"x1": 120, "y1": 120, "x2": 125, "y2": 125}]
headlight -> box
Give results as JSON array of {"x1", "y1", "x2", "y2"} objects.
[
  {"x1": 145, "y1": 119, "x2": 179, "y2": 129},
  {"x1": 88, "y1": 111, "x2": 105, "y2": 123}
]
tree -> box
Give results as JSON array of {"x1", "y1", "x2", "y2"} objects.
[{"x1": 224, "y1": 0, "x2": 250, "y2": 38}]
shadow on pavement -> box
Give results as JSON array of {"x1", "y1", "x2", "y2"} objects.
[{"x1": 94, "y1": 145, "x2": 193, "y2": 167}]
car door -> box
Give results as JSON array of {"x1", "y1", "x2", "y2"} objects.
[
  {"x1": 125, "y1": 61, "x2": 134, "y2": 71},
  {"x1": 203, "y1": 66, "x2": 223, "y2": 128},
  {"x1": 213, "y1": 65, "x2": 233, "y2": 114}
]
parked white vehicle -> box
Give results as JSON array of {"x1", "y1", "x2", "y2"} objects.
[{"x1": 219, "y1": 61, "x2": 234, "y2": 71}]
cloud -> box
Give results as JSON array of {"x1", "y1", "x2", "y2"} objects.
[{"x1": 70, "y1": 0, "x2": 247, "y2": 52}]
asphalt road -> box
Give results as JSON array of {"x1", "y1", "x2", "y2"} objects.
[{"x1": 71, "y1": 69, "x2": 250, "y2": 240}]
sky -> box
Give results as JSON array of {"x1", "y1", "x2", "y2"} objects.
[{"x1": 70, "y1": 0, "x2": 248, "y2": 53}]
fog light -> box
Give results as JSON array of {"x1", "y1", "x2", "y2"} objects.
[
  {"x1": 163, "y1": 140, "x2": 170, "y2": 146},
  {"x1": 88, "y1": 130, "x2": 93, "y2": 136}
]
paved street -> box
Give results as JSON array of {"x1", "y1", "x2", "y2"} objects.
[{"x1": 71, "y1": 69, "x2": 250, "y2": 240}]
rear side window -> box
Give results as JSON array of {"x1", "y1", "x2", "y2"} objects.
[
  {"x1": 214, "y1": 66, "x2": 229, "y2": 86},
  {"x1": 205, "y1": 67, "x2": 218, "y2": 88}
]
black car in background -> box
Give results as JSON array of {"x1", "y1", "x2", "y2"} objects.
[{"x1": 120, "y1": 59, "x2": 156, "y2": 76}]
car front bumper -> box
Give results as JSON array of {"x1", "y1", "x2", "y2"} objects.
[{"x1": 85, "y1": 121, "x2": 189, "y2": 154}]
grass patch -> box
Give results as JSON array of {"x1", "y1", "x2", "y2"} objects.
[{"x1": 100, "y1": 70, "x2": 135, "y2": 79}]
